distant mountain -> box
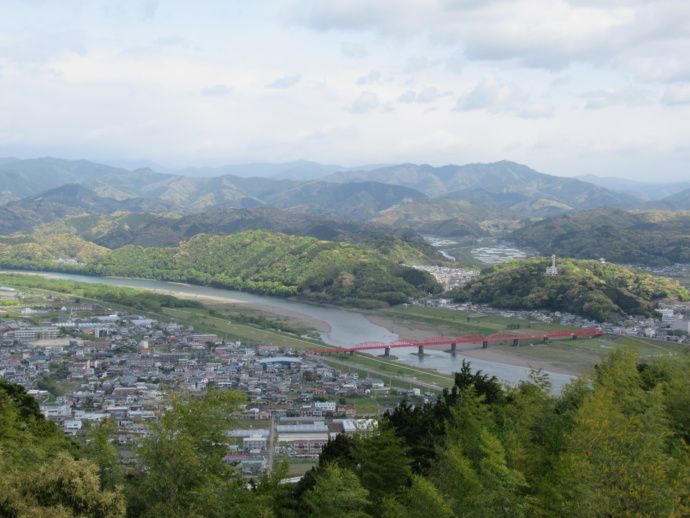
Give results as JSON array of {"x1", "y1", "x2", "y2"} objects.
[
  {"x1": 0, "y1": 157, "x2": 20, "y2": 166},
  {"x1": 509, "y1": 207, "x2": 690, "y2": 266},
  {"x1": 96, "y1": 158, "x2": 176, "y2": 174},
  {"x1": 637, "y1": 188, "x2": 690, "y2": 211},
  {"x1": 175, "y1": 160, "x2": 388, "y2": 180},
  {"x1": 85, "y1": 171, "x2": 281, "y2": 209},
  {"x1": 575, "y1": 174, "x2": 690, "y2": 202},
  {"x1": 326, "y1": 161, "x2": 637, "y2": 216},
  {"x1": 368, "y1": 198, "x2": 527, "y2": 237},
  {"x1": 0, "y1": 157, "x2": 127, "y2": 204},
  {"x1": 0, "y1": 156, "x2": 643, "y2": 224},
  {"x1": 0, "y1": 184, "x2": 182, "y2": 235},
  {"x1": 266, "y1": 181, "x2": 427, "y2": 221},
  {"x1": 26, "y1": 207, "x2": 427, "y2": 250}
]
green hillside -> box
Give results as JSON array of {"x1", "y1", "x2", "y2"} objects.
[
  {"x1": 368, "y1": 197, "x2": 526, "y2": 236},
  {"x1": 0, "y1": 230, "x2": 442, "y2": 306},
  {"x1": 0, "y1": 233, "x2": 109, "y2": 263},
  {"x1": 510, "y1": 207, "x2": 690, "y2": 266},
  {"x1": 23, "y1": 208, "x2": 445, "y2": 259},
  {"x1": 451, "y1": 257, "x2": 689, "y2": 322}
]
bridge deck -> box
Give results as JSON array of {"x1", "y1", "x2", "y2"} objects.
[{"x1": 306, "y1": 328, "x2": 603, "y2": 354}]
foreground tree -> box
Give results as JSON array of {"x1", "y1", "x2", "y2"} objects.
[
  {"x1": 131, "y1": 389, "x2": 250, "y2": 517},
  {"x1": 302, "y1": 463, "x2": 371, "y2": 518},
  {"x1": 0, "y1": 380, "x2": 125, "y2": 517}
]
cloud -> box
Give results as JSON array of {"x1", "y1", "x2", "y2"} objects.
[
  {"x1": 156, "y1": 35, "x2": 188, "y2": 47},
  {"x1": 202, "y1": 85, "x2": 232, "y2": 96},
  {"x1": 341, "y1": 41, "x2": 367, "y2": 58},
  {"x1": 398, "y1": 87, "x2": 445, "y2": 103},
  {"x1": 266, "y1": 74, "x2": 301, "y2": 89},
  {"x1": 357, "y1": 70, "x2": 381, "y2": 85},
  {"x1": 455, "y1": 75, "x2": 552, "y2": 117},
  {"x1": 1, "y1": 31, "x2": 87, "y2": 66},
  {"x1": 140, "y1": 0, "x2": 159, "y2": 20},
  {"x1": 404, "y1": 56, "x2": 435, "y2": 73},
  {"x1": 517, "y1": 102, "x2": 555, "y2": 119},
  {"x1": 663, "y1": 83, "x2": 690, "y2": 105},
  {"x1": 456, "y1": 75, "x2": 525, "y2": 111},
  {"x1": 283, "y1": 0, "x2": 690, "y2": 81},
  {"x1": 349, "y1": 91, "x2": 379, "y2": 114},
  {"x1": 580, "y1": 87, "x2": 651, "y2": 109}
]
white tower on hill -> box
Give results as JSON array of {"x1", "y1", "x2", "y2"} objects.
[{"x1": 545, "y1": 255, "x2": 558, "y2": 276}]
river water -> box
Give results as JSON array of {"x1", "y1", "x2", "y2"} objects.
[{"x1": 7, "y1": 271, "x2": 574, "y2": 391}]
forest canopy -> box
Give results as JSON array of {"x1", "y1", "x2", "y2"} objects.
[
  {"x1": 0, "y1": 230, "x2": 442, "y2": 306},
  {"x1": 449, "y1": 257, "x2": 689, "y2": 322}
]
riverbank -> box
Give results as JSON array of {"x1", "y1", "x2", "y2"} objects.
[{"x1": 150, "y1": 288, "x2": 334, "y2": 335}]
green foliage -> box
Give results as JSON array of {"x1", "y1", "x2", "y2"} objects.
[
  {"x1": 133, "y1": 389, "x2": 248, "y2": 517},
  {"x1": 83, "y1": 231, "x2": 440, "y2": 304},
  {"x1": 0, "y1": 230, "x2": 442, "y2": 305},
  {"x1": 450, "y1": 257, "x2": 689, "y2": 322},
  {"x1": 0, "y1": 380, "x2": 125, "y2": 517},
  {"x1": 510, "y1": 207, "x2": 690, "y2": 266},
  {"x1": 302, "y1": 464, "x2": 371, "y2": 518}
]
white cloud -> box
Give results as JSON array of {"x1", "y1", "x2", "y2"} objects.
[
  {"x1": 266, "y1": 74, "x2": 301, "y2": 89},
  {"x1": 581, "y1": 87, "x2": 651, "y2": 110},
  {"x1": 202, "y1": 85, "x2": 232, "y2": 96},
  {"x1": 341, "y1": 41, "x2": 367, "y2": 58},
  {"x1": 140, "y1": 0, "x2": 158, "y2": 21},
  {"x1": 349, "y1": 91, "x2": 379, "y2": 114},
  {"x1": 663, "y1": 83, "x2": 690, "y2": 105},
  {"x1": 156, "y1": 35, "x2": 187, "y2": 47},
  {"x1": 455, "y1": 75, "x2": 525, "y2": 112},
  {"x1": 404, "y1": 56, "x2": 435, "y2": 73},
  {"x1": 356, "y1": 70, "x2": 381, "y2": 85},
  {"x1": 1, "y1": 31, "x2": 87, "y2": 65},
  {"x1": 398, "y1": 87, "x2": 445, "y2": 104}
]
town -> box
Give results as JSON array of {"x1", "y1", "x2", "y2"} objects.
[{"x1": 0, "y1": 287, "x2": 434, "y2": 476}]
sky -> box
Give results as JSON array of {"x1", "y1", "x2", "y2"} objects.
[{"x1": 1, "y1": 0, "x2": 689, "y2": 180}]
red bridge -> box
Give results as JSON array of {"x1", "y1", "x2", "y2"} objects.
[{"x1": 307, "y1": 328, "x2": 604, "y2": 356}]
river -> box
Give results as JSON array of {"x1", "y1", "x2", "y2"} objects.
[{"x1": 6, "y1": 270, "x2": 574, "y2": 391}]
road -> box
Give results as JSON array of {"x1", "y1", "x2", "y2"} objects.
[{"x1": 267, "y1": 414, "x2": 276, "y2": 473}]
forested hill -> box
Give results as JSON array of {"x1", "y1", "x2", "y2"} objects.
[
  {"x1": 0, "y1": 230, "x2": 442, "y2": 306},
  {"x1": 450, "y1": 257, "x2": 689, "y2": 322},
  {"x1": 509, "y1": 207, "x2": 690, "y2": 266}
]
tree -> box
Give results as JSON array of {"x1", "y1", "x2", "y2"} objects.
[
  {"x1": 302, "y1": 463, "x2": 371, "y2": 518},
  {"x1": 132, "y1": 389, "x2": 247, "y2": 517},
  {"x1": 0, "y1": 452, "x2": 126, "y2": 518},
  {"x1": 548, "y1": 385, "x2": 689, "y2": 517},
  {"x1": 82, "y1": 418, "x2": 124, "y2": 491},
  {"x1": 351, "y1": 427, "x2": 411, "y2": 515}
]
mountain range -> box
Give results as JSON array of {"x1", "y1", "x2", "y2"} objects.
[{"x1": 2, "y1": 156, "x2": 690, "y2": 267}]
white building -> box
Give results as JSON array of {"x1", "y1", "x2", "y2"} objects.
[{"x1": 314, "y1": 401, "x2": 336, "y2": 412}]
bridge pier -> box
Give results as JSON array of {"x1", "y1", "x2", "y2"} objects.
[
  {"x1": 543, "y1": 337, "x2": 549, "y2": 344},
  {"x1": 448, "y1": 342, "x2": 456, "y2": 353},
  {"x1": 349, "y1": 350, "x2": 354, "y2": 355},
  {"x1": 512, "y1": 339, "x2": 519, "y2": 347},
  {"x1": 572, "y1": 335, "x2": 578, "y2": 340},
  {"x1": 482, "y1": 341, "x2": 488, "y2": 349},
  {"x1": 383, "y1": 347, "x2": 390, "y2": 357},
  {"x1": 417, "y1": 345, "x2": 425, "y2": 356}
]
